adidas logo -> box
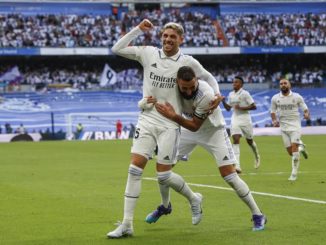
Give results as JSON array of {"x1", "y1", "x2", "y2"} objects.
[
  {"x1": 164, "y1": 155, "x2": 170, "y2": 160},
  {"x1": 223, "y1": 155, "x2": 229, "y2": 160},
  {"x1": 151, "y1": 63, "x2": 157, "y2": 68}
]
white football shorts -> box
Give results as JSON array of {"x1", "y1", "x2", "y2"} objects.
[
  {"x1": 131, "y1": 118, "x2": 180, "y2": 165},
  {"x1": 281, "y1": 130, "x2": 301, "y2": 148},
  {"x1": 178, "y1": 126, "x2": 235, "y2": 167},
  {"x1": 231, "y1": 123, "x2": 254, "y2": 140}
]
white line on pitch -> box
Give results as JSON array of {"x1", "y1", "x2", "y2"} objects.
[
  {"x1": 174, "y1": 171, "x2": 326, "y2": 178},
  {"x1": 143, "y1": 177, "x2": 326, "y2": 205}
]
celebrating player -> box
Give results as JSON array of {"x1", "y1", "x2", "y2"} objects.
[
  {"x1": 222, "y1": 76, "x2": 261, "y2": 173},
  {"x1": 141, "y1": 66, "x2": 266, "y2": 231},
  {"x1": 107, "y1": 19, "x2": 221, "y2": 238},
  {"x1": 271, "y1": 79, "x2": 310, "y2": 181}
]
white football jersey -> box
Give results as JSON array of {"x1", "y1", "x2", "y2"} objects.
[
  {"x1": 227, "y1": 88, "x2": 254, "y2": 126},
  {"x1": 181, "y1": 80, "x2": 225, "y2": 129},
  {"x1": 271, "y1": 91, "x2": 308, "y2": 131},
  {"x1": 112, "y1": 27, "x2": 220, "y2": 129}
]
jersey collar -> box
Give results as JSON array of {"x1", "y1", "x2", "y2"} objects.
[
  {"x1": 235, "y1": 88, "x2": 243, "y2": 94},
  {"x1": 159, "y1": 49, "x2": 182, "y2": 61},
  {"x1": 279, "y1": 90, "x2": 293, "y2": 97}
]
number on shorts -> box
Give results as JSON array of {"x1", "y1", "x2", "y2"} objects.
[{"x1": 134, "y1": 127, "x2": 140, "y2": 139}]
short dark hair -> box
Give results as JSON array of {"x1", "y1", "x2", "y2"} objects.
[
  {"x1": 234, "y1": 76, "x2": 244, "y2": 84},
  {"x1": 177, "y1": 66, "x2": 196, "y2": 81}
]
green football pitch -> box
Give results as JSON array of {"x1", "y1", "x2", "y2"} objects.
[{"x1": 1, "y1": 135, "x2": 325, "y2": 245}]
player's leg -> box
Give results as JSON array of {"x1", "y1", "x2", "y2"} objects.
[
  {"x1": 155, "y1": 127, "x2": 203, "y2": 225},
  {"x1": 281, "y1": 131, "x2": 292, "y2": 156},
  {"x1": 242, "y1": 125, "x2": 260, "y2": 169},
  {"x1": 107, "y1": 123, "x2": 156, "y2": 238},
  {"x1": 298, "y1": 139, "x2": 308, "y2": 159},
  {"x1": 288, "y1": 131, "x2": 302, "y2": 181},
  {"x1": 107, "y1": 153, "x2": 147, "y2": 238},
  {"x1": 202, "y1": 128, "x2": 266, "y2": 231},
  {"x1": 281, "y1": 131, "x2": 299, "y2": 181},
  {"x1": 231, "y1": 123, "x2": 242, "y2": 173},
  {"x1": 232, "y1": 134, "x2": 242, "y2": 173},
  {"x1": 220, "y1": 165, "x2": 266, "y2": 231},
  {"x1": 146, "y1": 129, "x2": 198, "y2": 224}
]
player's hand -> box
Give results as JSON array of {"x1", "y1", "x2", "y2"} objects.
[
  {"x1": 272, "y1": 120, "x2": 280, "y2": 127},
  {"x1": 155, "y1": 102, "x2": 176, "y2": 119},
  {"x1": 303, "y1": 111, "x2": 310, "y2": 120},
  {"x1": 146, "y1": 96, "x2": 157, "y2": 104},
  {"x1": 207, "y1": 94, "x2": 223, "y2": 114},
  {"x1": 234, "y1": 104, "x2": 241, "y2": 110},
  {"x1": 138, "y1": 19, "x2": 153, "y2": 32},
  {"x1": 138, "y1": 96, "x2": 156, "y2": 110}
]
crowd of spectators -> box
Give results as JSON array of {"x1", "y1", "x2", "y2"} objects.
[
  {"x1": 0, "y1": 13, "x2": 119, "y2": 47},
  {"x1": 211, "y1": 67, "x2": 268, "y2": 84},
  {"x1": 1, "y1": 9, "x2": 324, "y2": 48},
  {"x1": 23, "y1": 67, "x2": 99, "y2": 90},
  {"x1": 271, "y1": 69, "x2": 324, "y2": 87},
  {"x1": 0, "y1": 9, "x2": 217, "y2": 48},
  {"x1": 119, "y1": 9, "x2": 218, "y2": 47},
  {"x1": 0, "y1": 7, "x2": 325, "y2": 91},
  {"x1": 212, "y1": 67, "x2": 324, "y2": 86},
  {"x1": 1, "y1": 63, "x2": 323, "y2": 92},
  {"x1": 221, "y1": 13, "x2": 326, "y2": 47}
]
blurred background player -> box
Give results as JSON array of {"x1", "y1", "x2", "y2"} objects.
[
  {"x1": 271, "y1": 79, "x2": 310, "y2": 181},
  {"x1": 115, "y1": 119, "x2": 122, "y2": 139},
  {"x1": 75, "y1": 123, "x2": 83, "y2": 139},
  {"x1": 222, "y1": 76, "x2": 260, "y2": 173}
]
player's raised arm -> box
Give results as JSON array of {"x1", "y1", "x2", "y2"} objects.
[
  {"x1": 111, "y1": 19, "x2": 153, "y2": 60},
  {"x1": 138, "y1": 19, "x2": 154, "y2": 32}
]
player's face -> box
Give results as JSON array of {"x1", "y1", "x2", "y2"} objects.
[
  {"x1": 232, "y1": 79, "x2": 242, "y2": 91},
  {"x1": 279, "y1": 79, "x2": 291, "y2": 94},
  {"x1": 177, "y1": 78, "x2": 198, "y2": 100},
  {"x1": 161, "y1": 28, "x2": 183, "y2": 57}
]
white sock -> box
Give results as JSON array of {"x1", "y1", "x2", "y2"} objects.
[
  {"x1": 157, "y1": 171, "x2": 171, "y2": 208},
  {"x1": 233, "y1": 144, "x2": 241, "y2": 168},
  {"x1": 249, "y1": 141, "x2": 260, "y2": 160},
  {"x1": 291, "y1": 152, "x2": 300, "y2": 174},
  {"x1": 123, "y1": 164, "x2": 143, "y2": 226},
  {"x1": 158, "y1": 170, "x2": 196, "y2": 203},
  {"x1": 224, "y1": 172, "x2": 262, "y2": 215}
]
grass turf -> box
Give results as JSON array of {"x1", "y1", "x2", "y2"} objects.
[{"x1": 0, "y1": 135, "x2": 325, "y2": 244}]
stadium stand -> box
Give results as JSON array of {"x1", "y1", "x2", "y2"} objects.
[
  {"x1": 0, "y1": 1, "x2": 325, "y2": 139},
  {"x1": 0, "y1": 54, "x2": 325, "y2": 92},
  {"x1": 0, "y1": 2, "x2": 325, "y2": 48}
]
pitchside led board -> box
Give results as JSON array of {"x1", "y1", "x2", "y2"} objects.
[{"x1": 76, "y1": 130, "x2": 131, "y2": 141}]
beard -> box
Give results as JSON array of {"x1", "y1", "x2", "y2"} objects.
[
  {"x1": 281, "y1": 87, "x2": 289, "y2": 94},
  {"x1": 178, "y1": 86, "x2": 198, "y2": 100}
]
